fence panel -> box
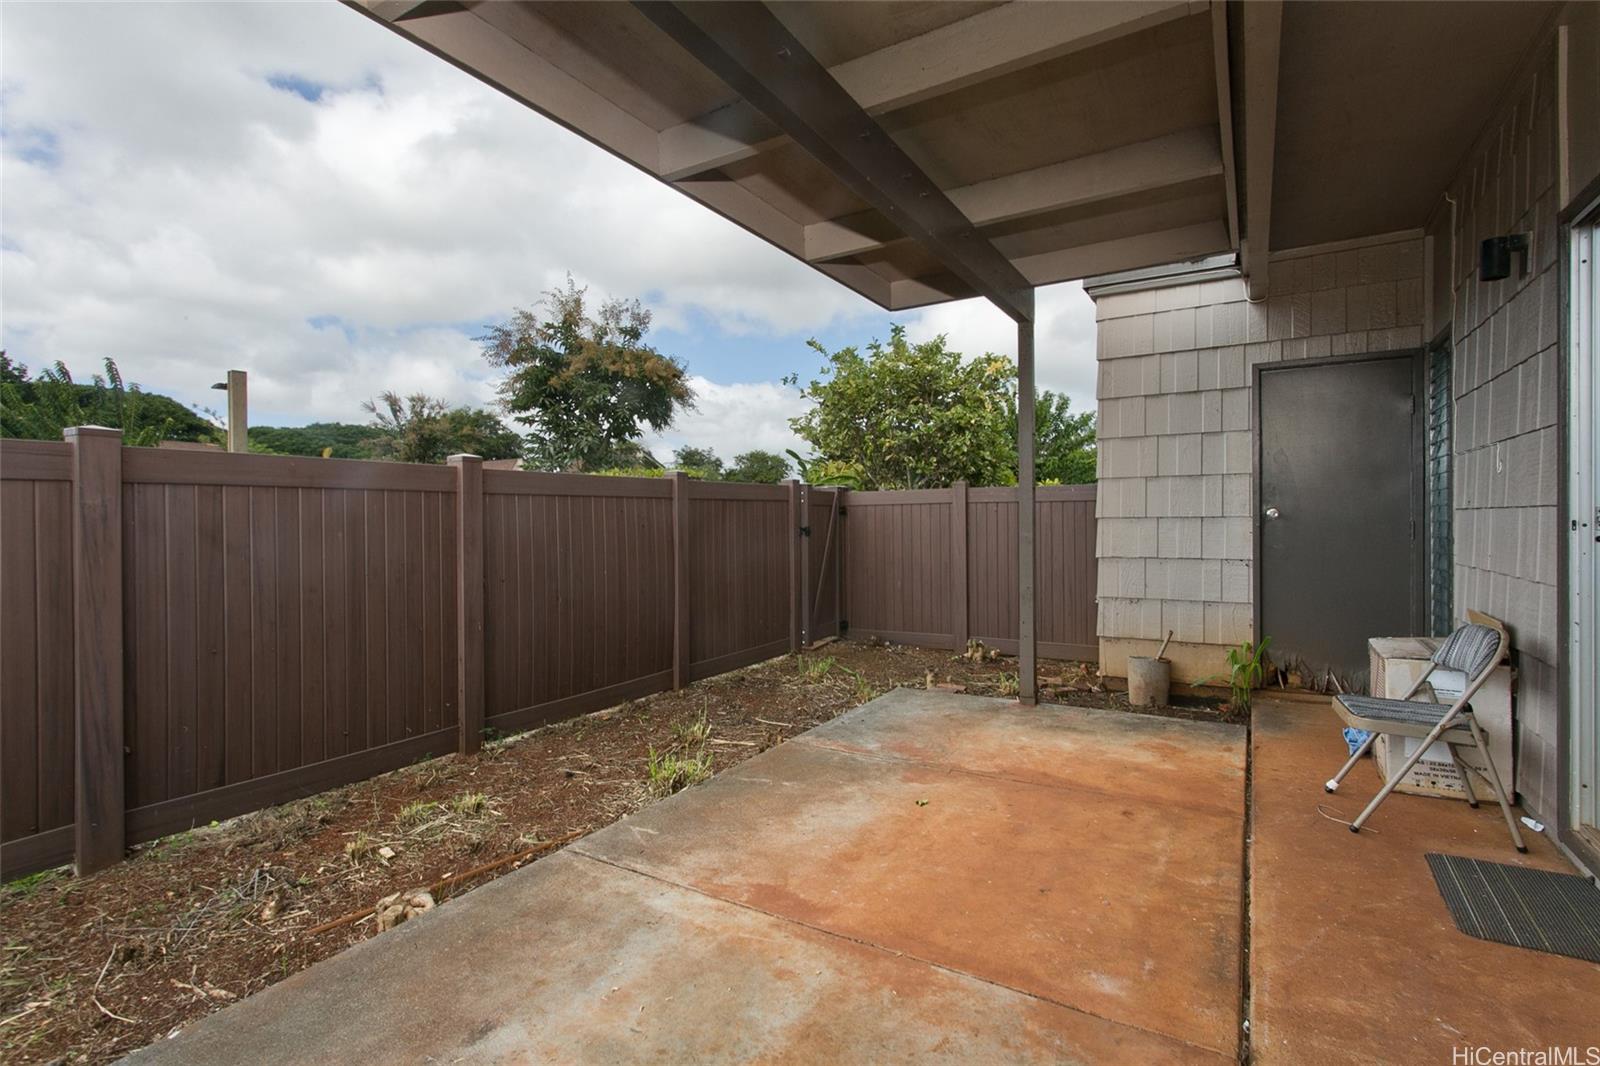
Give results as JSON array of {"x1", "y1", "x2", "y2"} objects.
[
  {"x1": 841, "y1": 484, "x2": 1097, "y2": 661},
  {"x1": 0, "y1": 442, "x2": 76, "y2": 874},
  {"x1": 967, "y1": 485, "x2": 1098, "y2": 661},
  {"x1": 842, "y1": 490, "x2": 956, "y2": 647},
  {"x1": 481, "y1": 471, "x2": 674, "y2": 734},
  {"x1": 685, "y1": 481, "x2": 792, "y2": 680},
  {"x1": 1, "y1": 433, "x2": 1094, "y2": 880},
  {"x1": 117, "y1": 450, "x2": 461, "y2": 850}
]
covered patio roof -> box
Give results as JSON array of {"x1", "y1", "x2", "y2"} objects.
[
  {"x1": 353, "y1": 0, "x2": 1555, "y2": 306},
  {"x1": 349, "y1": 0, "x2": 1559, "y2": 703}
]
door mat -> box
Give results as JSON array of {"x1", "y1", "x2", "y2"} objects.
[{"x1": 1426, "y1": 853, "x2": 1600, "y2": 963}]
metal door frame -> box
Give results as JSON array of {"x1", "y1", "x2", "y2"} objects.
[
  {"x1": 1251, "y1": 348, "x2": 1428, "y2": 668},
  {"x1": 1559, "y1": 181, "x2": 1600, "y2": 877}
]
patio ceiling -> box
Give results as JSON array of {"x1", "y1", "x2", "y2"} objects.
[{"x1": 351, "y1": 1, "x2": 1555, "y2": 308}]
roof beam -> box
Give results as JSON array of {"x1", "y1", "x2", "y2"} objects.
[
  {"x1": 362, "y1": 1, "x2": 465, "y2": 23},
  {"x1": 1010, "y1": 220, "x2": 1231, "y2": 286},
  {"x1": 636, "y1": 1, "x2": 1034, "y2": 322},
  {"x1": 1239, "y1": 0, "x2": 1282, "y2": 299},
  {"x1": 804, "y1": 127, "x2": 1224, "y2": 262},
  {"x1": 347, "y1": 3, "x2": 660, "y2": 170},
  {"x1": 657, "y1": 0, "x2": 1198, "y2": 181},
  {"x1": 1209, "y1": 1, "x2": 1240, "y2": 248}
]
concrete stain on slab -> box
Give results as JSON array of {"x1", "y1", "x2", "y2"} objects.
[
  {"x1": 126, "y1": 851, "x2": 1226, "y2": 1065},
  {"x1": 797, "y1": 687, "x2": 1245, "y2": 815},
  {"x1": 575, "y1": 694, "x2": 1247, "y2": 1055},
  {"x1": 126, "y1": 689, "x2": 1248, "y2": 1065},
  {"x1": 1249, "y1": 698, "x2": 1599, "y2": 1064}
]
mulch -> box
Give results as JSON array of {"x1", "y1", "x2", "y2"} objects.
[{"x1": 0, "y1": 641, "x2": 1225, "y2": 1064}]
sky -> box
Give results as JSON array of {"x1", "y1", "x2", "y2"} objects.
[{"x1": 0, "y1": 0, "x2": 1099, "y2": 464}]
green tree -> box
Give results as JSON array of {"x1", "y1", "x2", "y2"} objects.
[
  {"x1": 248, "y1": 422, "x2": 378, "y2": 458},
  {"x1": 480, "y1": 279, "x2": 694, "y2": 471},
  {"x1": 360, "y1": 391, "x2": 522, "y2": 464},
  {"x1": 1006, "y1": 390, "x2": 1097, "y2": 485},
  {"x1": 0, "y1": 356, "x2": 214, "y2": 446},
  {"x1": 439, "y1": 406, "x2": 523, "y2": 461},
  {"x1": 672, "y1": 445, "x2": 723, "y2": 479},
  {"x1": 788, "y1": 326, "x2": 1016, "y2": 489},
  {"x1": 726, "y1": 449, "x2": 790, "y2": 483}
]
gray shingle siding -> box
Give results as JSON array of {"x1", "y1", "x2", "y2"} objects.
[
  {"x1": 1093, "y1": 242, "x2": 1426, "y2": 664},
  {"x1": 1445, "y1": 47, "x2": 1562, "y2": 822}
]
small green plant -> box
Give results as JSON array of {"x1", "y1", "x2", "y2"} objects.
[
  {"x1": 398, "y1": 800, "x2": 439, "y2": 825},
  {"x1": 996, "y1": 672, "x2": 1020, "y2": 698},
  {"x1": 673, "y1": 708, "x2": 712, "y2": 747},
  {"x1": 646, "y1": 746, "x2": 713, "y2": 796},
  {"x1": 1223, "y1": 637, "x2": 1272, "y2": 711},
  {"x1": 799, "y1": 655, "x2": 836, "y2": 682},
  {"x1": 343, "y1": 831, "x2": 378, "y2": 865},
  {"x1": 449, "y1": 792, "x2": 488, "y2": 817},
  {"x1": 647, "y1": 709, "x2": 714, "y2": 796}
]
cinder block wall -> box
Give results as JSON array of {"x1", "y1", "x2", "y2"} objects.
[
  {"x1": 1442, "y1": 43, "x2": 1563, "y2": 821},
  {"x1": 1092, "y1": 235, "x2": 1426, "y2": 683}
]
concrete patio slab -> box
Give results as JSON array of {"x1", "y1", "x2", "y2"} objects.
[
  {"x1": 126, "y1": 689, "x2": 1246, "y2": 1064},
  {"x1": 799, "y1": 686, "x2": 1245, "y2": 815},
  {"x1": 576, "y1": 691, "x2": 1247, "y2": 1055},
  {"x1": 1250, "y1": 698, "x2": 1600, "y2": 1065},
  {"x1": 127, "y1": 849, "x2": 1223, "y2": 1065}
]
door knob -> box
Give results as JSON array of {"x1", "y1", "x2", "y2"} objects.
[{"x1": 1265, "y1": 507, "x2": 1281, "y2": 520}]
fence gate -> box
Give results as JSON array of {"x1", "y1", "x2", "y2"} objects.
[{"x1": 799, "y1": 485, "x2": 842, "y2": 645}]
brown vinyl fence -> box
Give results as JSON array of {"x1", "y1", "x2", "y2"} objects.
[
  {"x1": 842, "y1": 483, "x2": 1098, "y2": 662},
  {"x1": 0, "y1": 438, "x2": 1094, "y2": 879}
]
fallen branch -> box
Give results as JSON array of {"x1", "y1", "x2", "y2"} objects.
[
  {"x1": 92, "y1": 995, "x2": 138, "y2": 1025},
  {"x1": 751, "y1": 717, "x2": 791, "y2": 729},
  {"x1": 305, "y1": 829, "x2": 586, "y2": 938}
]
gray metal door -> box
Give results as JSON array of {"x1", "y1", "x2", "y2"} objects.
[{"x1": 1258, "y1": 353, "x2": 1423, "y2": 684}]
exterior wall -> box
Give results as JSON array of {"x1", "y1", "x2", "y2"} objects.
[
  {"x1": 1093, "y1": 236, "x2": 1426, "y2": 682},
  {"x1": 1440, "y1": 37, "x2": 1565, "y2": 821}
]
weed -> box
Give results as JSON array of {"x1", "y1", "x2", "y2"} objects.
[
  {"x1": 996, "y1": 672, "x2": 1020, "y2": 697},
  {"x1": 646, "y1": 708, "x2": 714, "y2": 797},
  {"x1": 673, "y1": 708, "x2": 712, "y2": 747},
  {"x1": 834, "y1": 663, "x2": 876, "y2": 704},
  {"x1": 798, "y1": 655, "x2": 836, "y2": 682},
  {"x1": 344, "y1": 831, "x2": 378, "y2": 865},
  {"x1": 1224, "y1": 637, "x2": 1272, "y2": 712},
  {"x1": 1, "y1": 867, "x2": 63, "y2": 897},
  {"x1": 398, "y1": 800, "x2": 439, "y2": 825},
  {"x1": 645, "y1": 747, "x2": 713, "y2": 797},
  {"x1": 449, "y1": 792, "x2": 488, "y2": 817}
]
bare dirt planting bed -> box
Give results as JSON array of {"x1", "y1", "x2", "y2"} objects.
[{"x1": 0, "y1": 642, "x2": 1223, "y2": 1064}]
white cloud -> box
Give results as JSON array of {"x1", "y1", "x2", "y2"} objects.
[
  {"x1": 643, "y1": 376, "x2": 808, "y2": 466},
  {"x1": 0, "y1": 0, "x2": 1102, "y2": 453},
  {"x1": 0, "y1": 1, "x2": 879, "y2": 426}
]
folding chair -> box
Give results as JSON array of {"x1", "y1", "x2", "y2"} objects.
[{"x1": 1325, "y1": 622, "x2": 1526, "y2": 851}]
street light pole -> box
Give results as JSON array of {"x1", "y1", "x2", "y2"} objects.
[{"x1": 211, "y1": 370, "x2": 248, "y2": 453}]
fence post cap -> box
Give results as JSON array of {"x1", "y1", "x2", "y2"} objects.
[
  {"x1": 63, "y1": 425, "x2": 123, "y2": 441},
  {"x1": 446, "y1": 453, "x2": 483, "y2": 464}
]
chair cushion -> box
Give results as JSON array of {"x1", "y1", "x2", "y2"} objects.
[
  {"x1": 1432, "y1": 623, "x2": 1502, "y2": 679},
  {"x1": 1335, "y1": 694, "x2": 1471, "y2": 728}
]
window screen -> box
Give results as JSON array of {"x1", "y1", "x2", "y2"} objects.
[{"x1": 1426, "y1": 336, "x2": 1454, "y2": 636}]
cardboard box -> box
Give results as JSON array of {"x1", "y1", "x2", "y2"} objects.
[{"x1": 1366, "y1": 637, "x2": 1514, "y2": 801}]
